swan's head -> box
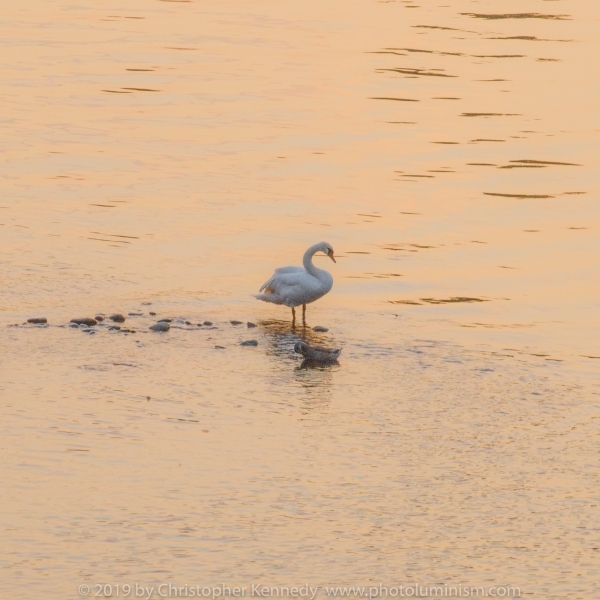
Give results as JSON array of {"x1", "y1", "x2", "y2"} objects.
[{"x1": 319, "y1": 242, "x2": 336, "y2": 263}]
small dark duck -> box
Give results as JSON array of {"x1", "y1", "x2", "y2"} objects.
[{"x1": 294, "y1": 341, "x2": 342, "y2": 363}]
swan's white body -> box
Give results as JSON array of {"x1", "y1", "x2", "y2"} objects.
[{"x1": 255, "y1": 242, "x2": 336, "y2": 322}]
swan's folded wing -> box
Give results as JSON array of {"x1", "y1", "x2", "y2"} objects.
[
  {"x1": 259, "y1": 266, "x2": 304, "y2": 292},
  {"x1": 261, "y1": 271, "x2": 323, "y2": 306}
]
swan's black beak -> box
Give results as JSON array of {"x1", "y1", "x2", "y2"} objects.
[{"x1": 328, "y1": 251, "x2": 336, "y2": 263}]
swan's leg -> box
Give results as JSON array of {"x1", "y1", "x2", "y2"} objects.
[
  {"x1": 302, "y1": 304, "x2": 307, "y2": 325},
  {"x1": 291, "y1": 307, "x2": 296, "y2": 327}
]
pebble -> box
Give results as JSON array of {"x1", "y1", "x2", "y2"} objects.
[
  {"x1": 109, "y1": 314, "x2": 126, "y2": 323},
  {"x1": 69, "y1": 323, "x2": 79, "y2": 328},
  {"x1": 27, "y1": 317, "x2": 47, "y2": 324},
  {"x1": 95, "y1": 315, "x2": 105, "y2": 322},
  {"x1": 71, "y1": 317, "x2": 97, "y2": 327},
  {"x1": 203, "y1": 321, "x2": 213, "y2": 326},
  {"x1": 185, "y1": 321, "x2": 192, "y2": 325},
  {"x1": 240, "y1": 340, "x2": 258, "y2": 346},
  {"x1": 215, "y1": 345, "x2": 225, "y2": 349},
  {"x1": 312, "y1": 326, "x2": 329, "y2": 332},
  {"x1": 158, "y1": 318, "x2": 172, "y2": 323},
  {"x1": 247, "y1": 322, "x2": 257, "y2": 328},
  {"x1": 108, "y1": 326, "x2": 121, "y2": 331},
  {"x1": 149, "y1": 312, "x2": 156, "y2": 316},
  {"x1": 150, "y1": 322, "x2": 170, "y2": 332},
  {"x1": 230, "y1": 320, "x2": 243, "y2": 325}
]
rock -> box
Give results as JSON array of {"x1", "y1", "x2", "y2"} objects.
[
  {"x1": 71, "y1": 317, "x2": 97, "y2": 327},
  {"x1": 81, "y1": 328, "x2": 96, "y2": 334},
  {"x1": 215, "y1": 345, "x2": 225, "y2": 349},
  {"x1": 158, "y1": 318, "x2": 172, "y2": 323},
  {"x1": 108, "y1": 325, "x2": 121, "y2": 331},
  {"x1": 69, "y1": 322, "x2": 79, "y2": 328},
  {"x1": 128, "y1": 312, "x2": 143, "y2": 317},
  {"x1": 27, "y1": 317, "x2": 47, "y2": 324},
  {"x1": 247, "y1": 322, "x2": 257, "y2": 328},
  {"x1": 230, "y1": 320, "x2": 243, "y2": 325},
  {"x1": 149, "y1": 312, "x2": 156, "y2": 316},
  {"x1": 240, "y1": 340, "x2": 258, "y2": 347},
  {"x1": 109, "y1": 314, "x2": 125, "y2": 323},
  {"x1": 312, "y1": 326, "x2": 329, "y2": 332},
  {"x1": 185, "y1": 321, "x2": 192, "y2": 325},
  {"x1": 95, "y1": 314, "x2": 105, "y2": 322},
  {"x1": 203, "y1": 321, "x2": 213, "y2": 326},
  {"x1": 175, "y1": 318, "x2": 185, "y2": 324},
  {"x1": 150, "y1": 322, "x2": 170, "y2": 332}
]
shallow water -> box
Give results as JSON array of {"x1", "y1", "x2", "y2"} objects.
[{"x1": 1, "y1": 1, "x2": 599, "y2": 599}]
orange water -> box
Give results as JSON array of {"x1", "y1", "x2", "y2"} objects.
[{"x1": 1, "y1": 1, "x2": 599, "y2": 598}]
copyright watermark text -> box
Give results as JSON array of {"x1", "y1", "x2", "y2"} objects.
[{"x1": 78, "y1": 583, "x2": 521, "y2": 599}]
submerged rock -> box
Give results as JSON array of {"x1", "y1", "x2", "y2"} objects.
[
  {"x1": 150, "y1": 322, "x2": 170, "y2": 332},
  {"x1": 109, "y1": 314, "x2": 126, "y2": 323},
  {"x1": 108, "y1": 325, "x2": 121, "y2": 331},
  {"x1": 71, "y1": 317, "x2": 97, "y2": 327},
  {"x1": 203, "y1": 321, "x2": 213, "y2": 326},
  {"x1": 240, "y1": 339, "x2": 258, "y2": 346},
  {"x1": 95, "y1": 314, "x2": 105, "y2": 322},
  {"x1": 27, "y1": 317, "x2": 47, "y2": 324},
  {"x1": 157, "y1": 318, "x2": 172, "y2": 323},
  {"x1": 149, "y1": 311, "x2": 156, "y2": 316},
  {"x1": 81, "y1": 328, "x2": 96, "y2": 334},
  {"x1": 247, "y1": 322, "x2": 257, "y2": 328},
  {"x1": 69, "y1": 322, "x2": 79, "y2": 328},
  {"x1": 312, "y1": 326, "x2": 329, "y2": 333},
  {"x1": 230, "y1": 320, "x2": 243, "y2": 325},
  {"x1": 128, "y1": 312, "x2": 143, "y2": 316}
]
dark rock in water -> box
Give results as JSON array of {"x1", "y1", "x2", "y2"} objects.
[
  {"x1": 247, "y1": 322, "x2": 257, "y2": 328},
  {"x1": 185, "y1": 321, "x2": 192, "y2": 325},
  {"x1": 150, "y1": 322, "x2": 170, "y2": 332},
  {"x1": 240, "y1": 339, "x2": 258, "y2": 346},
  {"x1": 81, "y1": 328, "x2": 96, "y2": 334},
  {"x1": 71, "y1": 317, "x2": 97, "y2": 327},
  {"x1": 95, "y1": 314, "x2": 105, "y2": 322},
  {"x1": 230, "y1": 320, "x2": 243, "y2": 325},
  {"x1": 108, "y1": 325, "x2": 121, "y2": 331},
  {"x1": 149, "y1": 311, "x2": 156, "y2": 316},
  {"x1": 312, "y1": 326, "x2": 329, "y2": 332},
  {"x1": 128, "y1": 312, "x2": 143, "y2": 317},
  {"x1": 122, "y1": 329, "x2": 136, "y2": 333},
  {"x1": 109, "y1": 314, "x2": 125, "y2": 323},
  {"x1": 27, "y1": 317, "x2": 47, "y2": 324},
  {"x1": 203, "y1": 321, "x2": 213, "y2": 326},
  {"x1": 215, "y1": 345, "x2": 225, "y2": 349},
  {"x1": 158, "y1": 318, "x2": 172, "y2": 323},
  {"x1": 69, "y1": 322, "x2": 79, "y2": 328}
]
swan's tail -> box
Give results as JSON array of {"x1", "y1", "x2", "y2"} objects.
[{"x1": 254, "y1": 293, "x2": 284, "y2": 305}]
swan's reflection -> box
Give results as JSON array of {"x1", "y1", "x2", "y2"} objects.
[{"x1": 259, "y1": 320, "x2": 339, "y2": 412}]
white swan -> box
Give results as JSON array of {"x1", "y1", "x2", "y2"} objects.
[{"x1": 255, "y1": 242, "x2": 336, "y2": 324}]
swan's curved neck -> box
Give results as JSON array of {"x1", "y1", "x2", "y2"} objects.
[{"x1": 303, "y1": 243, "x2": 324, "y2": 276}]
